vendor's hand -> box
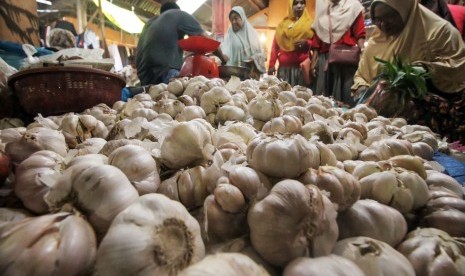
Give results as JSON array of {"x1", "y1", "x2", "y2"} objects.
[
  {"x1": 268, "y1": 67, "x2": 276, "y2": 75},
  {"x1": 294, "y1": 40, "x2": 308, "y2": 51}
]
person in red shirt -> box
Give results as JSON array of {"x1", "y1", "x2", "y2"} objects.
[
  {"x1": 448, "y1": 0, "x2": 465, "y2": 39},
  {"x1": 267, "y1": 0, "x2": 315, "y2": 87},
  {"x1": 311, "y1": 0, "x2": 365, "y2": 106}
]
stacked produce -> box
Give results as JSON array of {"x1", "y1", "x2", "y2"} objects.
[{"x1": 1, "y1": 75, "x2": 465, "y2": 275}]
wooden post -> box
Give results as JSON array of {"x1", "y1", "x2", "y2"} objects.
[
  {"x1": 98, "y1": 0, "x2": 110, "y2": 57},
  {"x1": 76, "y1": 0, "x2": 85, "y2": 34}
]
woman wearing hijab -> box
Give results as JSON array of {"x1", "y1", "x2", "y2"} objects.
[
  {"x1": 221, "y1": 6, "x2": 266, "y2": 79},
  {"x1": 311, "y1": 0, "x2": 365, "y2": 106},
  {"x1": 268, "y1": 0, "x2": 315, "y2": 86},
  {"x1": 354, "y1": 0, "x2": 465, "y2": 142}
]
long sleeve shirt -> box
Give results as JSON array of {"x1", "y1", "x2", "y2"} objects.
[
  {"x1": 268, "y1": 36, "x2": 312, "y2": 69},
  {"x1": 312, "y1": 12, "x2": 366, "y2": 54}
]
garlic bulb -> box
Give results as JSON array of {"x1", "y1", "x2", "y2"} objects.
[
  {"x1": 158, "y1": 166, "x2": 209, "y2": 209},
  {"x1": 326, "y1": 143, "x2": 358, "y2": 161},
  {"x1": 282, "y1": 106, "x2": 314, "y2": 125},
  {"x1": 0, "y1": 212, "x2": 97, "y2": 276},
  {"x1": 333, "y1": 237, "x2": 415, "y2": 276},
  {"x1": 167, "y1": 78, "x2": 185, "y2": 96},
  {"x1": 316, "y1": 142, "x2": 338, "y2": 167},
  {"x1": 397, "y1": 228, "x2": 465, "y2": 276},
  {"x1": 247, "y1": 134, "x2": 320, "y2": 178},
  {"x1": 353, "y1": 104, "x2": 378, "y2": 120},
  {"x1": 84, "y1": 103, "x2": 117, "y2": 129},
  {"x1": 108, "y1": 145, "x2": 160, "y2": 195},
  {"x1": 74, "y1": 137, "x2": 107, "y2": 156},
  {"x1": 283, "y1": 256, "x2": 364, "y2": 276},
  {"x1": 301, "y1": 121, "x2": 334, "y2": 144},
  {"x1": 154, "y1": 99, "x2": 186, "y2": 118},
  {"x1": 278, "y1": 91, "x2": 297, "y2": 105},
  {"x1": 412, "y1": 142, "x2": 434, "y2": 160},
  {"x1": 179, "y1": 253, "x2": 269, "y2": 276},
  {"x1": 402, "y1": 130, "x2": 438, "y2": 151},
  {"x1": 15, "y1": 150, "x2": 64, "y2": 214},
  {"x1": 248, "y1": 180, "x2": 338, "y2": 267},
  {"x1": 262, "y1": 115, "x2": 302, "y2": 134},
  {"x1": 201, "y1": 87, "x2": 233, "y2": 115},
  {"x1": 5, "y1": 127, "x2": 67, "y2": 165},
  {"x1": 178, "y1": 95, "x2": 196, "y2": 106},
  {"x1": 216, "y1": 105, "x2": 247, "y2": 125},
  {"x1": 292, "y1": 85, "x2": 313, "y2": 101},
  {"x1": 95, "y1": 194, "x2": 205, "y2": 276},
  {"x1": 306, "y1": 103, "x2": 329, "y2": 118},
  {"x1": 300, "y1": 166, "x2": 360, "y2": 211},
  {"x1": 426, "y1": 170, "x2": 464, "y2": 198},
  {"x1": 360, "y1": 138, "x2": 413, "y2": 161},
  {"x1": 0, "y1": 118, "x2": 24, "y2": 130},
  {"x1": 337, "y1": 199, "x2": 407, "y2": 247},
  {"x1": 248, "y1": 94, "x2": 282, "y2": 122},
  {"x1": 149, "y1": 83, "x2": 168, "y2": 99},
  {"x1": 130, "y1": 107, "x2": 158, "y2": 120},
  {"x1": 183, "y1": 81, "x2": 208, "y2": 102},
  {"x1": 388, "y1": 155, "x2": 427, "y2": 179},
  {"x1": 360, "y1": 170, "x2": 430, "y2": 213},
  {"x1": 214, "y1": 183, "x2": 245, "y2": 213},
  {"x1": 99, "y1": 139, "x2": 144, "y2": 156},
  {"x1": 176, "y1": 106, "x2": 207, "y2": 121},
  {"x1": 59, "y1": 114, "x2": 109, "y2": 148},
  {"x1": 161, "y1": 119, "x2": 214, "y2": 169},
  {"x1": 421, "y1": 208, "x2": 465, "y2": 237},
  {"x1": 45, "y1": 163, "x2": 139, "y2": 236}
]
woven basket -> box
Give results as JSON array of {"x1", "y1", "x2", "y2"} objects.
[{"x1": 8, "y1": 67, "x2": 125, "y2": 116}]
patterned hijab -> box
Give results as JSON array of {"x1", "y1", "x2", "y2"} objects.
[{"x1": 275, "y1": 0, "x2": 315, "y2": 52}]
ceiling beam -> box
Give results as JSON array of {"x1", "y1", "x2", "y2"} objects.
[{"x1": 245, "y1": 0, "x2": 261, "y2": 12}]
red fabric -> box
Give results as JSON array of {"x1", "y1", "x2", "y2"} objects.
[
  {"x1": 449, "y1": 4, "x2": 465, "y2": 39},
  {"x1": 311, "y1": 12, "x2": 366, "y2": 54},
  {"x1": 268, "y1": 36, "x2": 312, "y2": 68}
]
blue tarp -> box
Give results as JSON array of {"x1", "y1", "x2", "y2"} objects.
[{"x1": 433, "y1": 152, "x2": 465, "y2": 186}]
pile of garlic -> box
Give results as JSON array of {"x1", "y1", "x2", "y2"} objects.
[{"x1": 1, "y1": 75, "x2": 464, "y2": 276}]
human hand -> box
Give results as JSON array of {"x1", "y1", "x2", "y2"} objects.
[
  {"x1": 310, "y1": 63, "x2": 317, "y2": 78},
  {"x1": 268, "y1": 67, "x2": 276, "y2": 75}
]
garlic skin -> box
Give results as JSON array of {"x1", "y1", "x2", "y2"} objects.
[
  {"x1": 108, "y1": 145, "x2": 160, "y2": 195},
  {"x1": 179, "y1": 253, "x2": 269, "y2": 276},
  {"x1": 282, "y1": 106, "x2": 314, "y2": 125},
  {"x1": 283, "y1": 256, "x2": 364, "y2": 276},
  {"x1": 421, "y1": 208, "x2": 465, "y2": 237},
  {"x1": 99, "y1": 139, "x2": 144, "y2": 156},
  {"x1": 161, "y1": 119, "x2": 214, "y2": 170},
  {"x1": 360, "y1": 139, "x2": 414, "y2": 161},
  {"x1": 149, "y1": 83, "x2": 168, "y2": 99},
  {"x1": 153, "y1": 99, "x2": 186, "y2": 119},
  {"x1": 130, "y1": 108, "x2": 158, "y2": 121},
  {"x1": 45, "y1": 163, "x2": 139, "y2": 237},
  {"x1": 333, "y1": 237, "x2": 415, "y2": 276},
  {"x1": 15, "y1": 150, "x2": 64, "y2": 214},
  {"x1": 247, "y1": 134, "x2": 320, "y2": 178},
  {"x1": 397, "y1": 228, "x2": 465, "y2": 276},
  {"x1": 5, "y1": 127, "x2": 67, "y2": 165},
  {"x1": 168, "y1": 78, "x2": 185, "y2": 96},
  {"x1": 337, "y1": 199, "x2": 407, "y2": 247},
  {"x1": 0, "y1": 212, "x2": 97, "y2": 276},
  {"x1": 412, "y1": 142, "x2": 434, "y2": 160},
  {"x1": 84, "y1": 103, "x2": 118, "y2": 129},
  {"x1": 95, "y1": 194, "x2": 205, "y2": 276},
  {"x1": 248, "y1": 180, "x2": 338, "y2": 267}
]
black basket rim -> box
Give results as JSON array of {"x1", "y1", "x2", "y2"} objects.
[{"x1": 7, "y1": 66, "x2": 126, "y2": 89}]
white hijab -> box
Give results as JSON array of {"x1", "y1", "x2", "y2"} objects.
[
  {"x1": 312, "y1": 0, "x2": 364, "y2": 44},
  {"x1": 221, "y1": 6, "x2": 266, "y2": 73}
]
